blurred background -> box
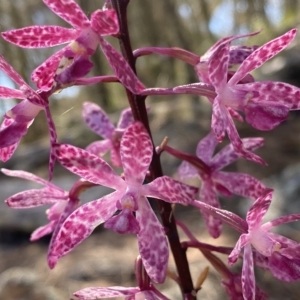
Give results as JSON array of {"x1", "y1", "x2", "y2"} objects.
[{"x1": 0, "y1": 0, "x2": 300, "y2": 299}]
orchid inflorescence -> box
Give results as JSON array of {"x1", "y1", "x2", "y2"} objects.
[{"x1": 1, "y1": 1, "x2": 300, "y2": 299}]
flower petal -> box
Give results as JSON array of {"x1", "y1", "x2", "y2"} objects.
[
  {"x1": 99, "y1": 36, "x2": 145, "y2": 94},
  {"x1": 230, "y1": 28, "x2": 297, "y2": 85},
  {"x1": 31, "y1": 221, "x2": 56, "y2": 241},
  {"x1": 208, "y1": 43, "x2": 230, "y2": 90},
  {"x1": 82, "y1": 102, "x2": 115, "y2": 139},
  {"x1": 242, "y1": 244, "x2": 256, "y2": 300},
  {"x1": 244, "y1": 99, "x2": 289, "y2": 130},
  {"x1": 213, "y1": 172, "x2": 269, "y2": 200},
  {"x1": 0, "y1": 120, "x2": 28, "y2": 148},
  {"x1": 1, "y1": 26, "x2": 77, "y2": 48},
  {"x1": 228, "y1": 234, "x2": 250, "y2": 265},
  {"x1": 199, "y1": 179, "x2": 222, "y2": 238},
  {"x1": 48, "y1": 191, "x2": 121, "y2": 268},
  {"x1": 268, "y1": 252, "x2": 300, "y2": 281},
  {"x1": 85, "y1": 139, "x2": 112, "y2": 156},
  {"x1": 246, "y1": 192, "x2": 273, "y2": 230},
  {"x1": 5, "y1": 189, "x2": 67, "y2": 208},
  {"x1": 144, "y1": 176, "x2": 197, "y2": 204},
  {"x1": 242, "y1": 81, "x2": 300, "y2": 110},
  {"x1": 44, "y1": 105, "x2": 58, "y2": 180},
  {"x1": 90, "y1": 9, "x2": 119, "y2": 36},
  {"x1": 136, "y1": 196, "x2": 168, "y2": 283},
  {"x1": 1, "y1": 168, "x2": 62, "y2": 190},
  {"x1": 43, "y1": 0, "x2": 90, "y2": 29},
  {"x1": 74, "y1": 286, "x2": 138, "y2": 299},
  {"x1": 0, "y1": 144, "x2": 19, "y2": 162},
  {"x1": 0, "y1": 55, "x2": 25, "y2": 86},
  {"x1": 120, "y1": 122, "x2": 152, "y2": 185},
  {"x1": 0, "y1": 87, "x2": 24, "y2": 99},
  {"x1": 117, "y1": 107, "x2": 134, "y2": 129},
  {"x1": 211, "y1": 137, "x2": 264, "y2": 171},
  {"x1": 31, "y1": 47, "x2": 67, "y2": 90},
  {"x1": 211, "y1": 97, "x2": 226, "y2": 142},
  {"x1": 196, "y1": 131, "x2": 218, "y2": 164},
  {"x1": 262, "y1": 214, "x2": 300, "y2": 231},
  {"x1": 177, "y1": 161, "x2": 199, "y2": 180},
  {"x1": 228, "y1": 45, "x2": 259, "y2": 65},
  {"x1": 223, "y1": 106, "x2": 266, "y2": 165},
  {"x1": 54, "y1": 143, "x2": 125, "y2": 190}
]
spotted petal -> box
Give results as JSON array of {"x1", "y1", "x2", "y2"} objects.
[
  {"x1": 200, "y1": 179, "x2": 222, "y2": 238},
  {"x1": 74, "y1": 286, "x2": 139, "y2": 299},
  {"x1": 242, "y1": 81, "x2": 300, "y2": 110},
  {"x1": 0, "y1": 144, "x2": 19, "y2": 161},
  {"x1": 54, "y1": 143, "x2": 125, "y2": 190},
  {"x1": 0, "y1": 87, "x2": 24, "y2": 99},
  {"x1": 211, "y1": 97, "x2": 225, "y2": 142},
  {"x1": 1, "y1": 26, "x2": 77, "y2": 48},
  {"x1": 0, "y1": 55, "x2": 25, "y2": 86},
  {"x1": 143, "y1": 176, "x2": 197, "y2": 204},
  {"x1": 82, "y1": 102, "x2": 115, "y2": 139},
  {"x1": 246, "y1": 192, "x2": 272, "y2": 230},
  {"x1": 120, "y1": 122, "x2": 152, "y2": 185},
  {"x1": 228, "y1": 234, "x2": 250, "y2": 265},
  {"x1": 48, "y1": 191, "x2": 121, "y2": 268},
  {"x1": 214, "y1": 172, "x2": 269, "y2": 200},
  {"x1": 117, "y1": 108, "x2": 134, "y2": 129},
  {"x1": 31, "y1": 221, "x2": 56, "y2": 241},
  {"x1": 5, "y1": 189, "x2": 67, "y2": 208},
  {"x1": 31, "y1": 47, "x2": 67, "y2": 90},
  {"x1": 43, "y1": 0, "x2": 90, "y2": 29},
  {"x1": 230, "y1": 28, "x2": 297, "y2": 86},
  {"x1": 208, "y1": 43, "x2": 230, "y2": 90},
  {"x1": 0, "y1": 120, "x2": 28, "y2": 148},
  {"x1": 99, "y1": 36, "x2": 145, "y2": 94},
  {"x1": 90, "y1": 9, "x2": 119, "y2": 36},
  {"x1": 136, "y1": 196, "x2": 168, "y2": 283},
  {"x1": 211, "y1": 137, "x2": 264, "y2": 171},
  {"x1": 196, "y1": 131, "x2": 218, "y2": 164},
  {"x1": 85, "y1": 139, "x2": 112, "y2": 156},
  {"x1": 242, "y1": 244, "x2": 255, "y2": 300}
]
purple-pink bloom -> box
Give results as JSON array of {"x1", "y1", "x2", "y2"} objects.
[
  {"x1": 207, "y1": 28, "x2": 300, "y2": 164},
  {"x1": 82, "y1": 101, "x2": 133, "y2": 167},
  {"x1": 1, "y1": 0, "x2": 144, "y2": 93},
  {"x1": 166, "y1": 131, "x2": 269, "y2": 238},
  {"x1": 1, "y1": 169, "x2": 93, "y2": 257},
  {"x1": 0, "y1": 55, "x2": 57, "y2": 178},
  {"x1": 49, "y1": 122, "x2": 197, "y2": 283},
  {"x1": 228, "y1": 191, "x2": 300, "y2": 300}
]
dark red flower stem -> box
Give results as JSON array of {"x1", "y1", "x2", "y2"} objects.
[{"x1": 111, "y1": 0, "x2": 196, "y2": 298}]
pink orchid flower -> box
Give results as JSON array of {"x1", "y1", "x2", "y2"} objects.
[
  {"x1": 0, "y1": 55, "x2": 57, "y2": 178},
  {"x1": 227, "y1": 191, "x2": 300, "y2": 300},
  {"x1": 207, "y1": 28, "x2": 300, "y2": 164},
  {"x1": 1, "y1": 0, "x2": 144, "y2": 93},
  {"x1": 192, "y1": 192, "x2": 300, "y2": 300},
  {"x1": 82, "y1": 102, "x2": 133, "y2": 167},
  {"x1": 48, "y1": 122, "x2": 197, "y2": 283},
  {"x1": 165, "y1": 131, "x2": 269, "y2": 238},
  {"x1": 2, "y1": 168, "x2": 93, "y2": 257}
]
